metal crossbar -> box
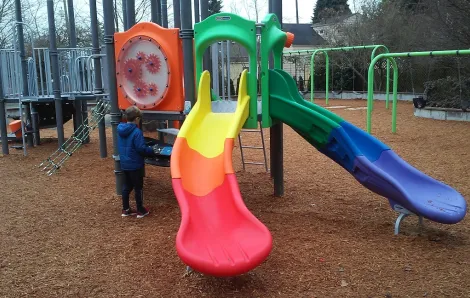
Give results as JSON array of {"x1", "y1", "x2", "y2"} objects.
[
  {"x1": 38, "y1": 99, "x2": 110, "y2": 176},
  {"x1": 238, "y1": 120, "x2": 269, "y2": 172}
]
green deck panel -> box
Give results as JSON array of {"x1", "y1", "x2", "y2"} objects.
[{"x1": 268, "y1": 69, "x2": 342, "y2": 149}]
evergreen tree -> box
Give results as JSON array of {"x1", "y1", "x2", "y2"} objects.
[
  {"x1": 312, "y1": 0, "x2": 352, "y2": 23},
  {"x1": 208, "y1": 0, "x2": 223, "y2": 15}
]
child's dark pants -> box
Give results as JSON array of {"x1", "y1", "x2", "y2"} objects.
[{"x1": 122, "y1": 169, "x2": 145, "y2": 213}]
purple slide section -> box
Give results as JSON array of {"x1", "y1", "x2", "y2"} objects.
[{"x1": 352, "y1": 150, "x2": 467, "y2": 224}]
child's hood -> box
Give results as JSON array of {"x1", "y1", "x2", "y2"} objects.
[{"x1": 117, "y1": 122, "x2": 137, "y2": 137}]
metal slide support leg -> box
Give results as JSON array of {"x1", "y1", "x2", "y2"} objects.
[
  {"x1": 394, "y1": 213, "x2": 409, "y2": 235},
  {"x1": 259, "y1": 121, "x2": 269, "y2": 172},
  {"x1": 238, "y1": 134, "x2": 246, "y2": 171},
  {"x1": 183, "y1": 265, "x2": 193, "y2": 276},
  {"x1": 393, "y1": 205, "x2": 423, "y2": 235}
]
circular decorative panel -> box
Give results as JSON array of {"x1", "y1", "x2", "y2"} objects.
[{"x1": 117, "y1": 36, "x2": 170, "y2": 109}]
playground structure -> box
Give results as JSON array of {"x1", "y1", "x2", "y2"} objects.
[
  {"x1": 0, "y1": 0, "x2": 468, "y2": 280},
  {"x1": 0, "y1": 0, "x2": 108, "y2": 161}
]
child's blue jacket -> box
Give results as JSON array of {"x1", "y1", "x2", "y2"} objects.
[{"x1": 117, "y1": 122, "x2": 154, "y2": 170}]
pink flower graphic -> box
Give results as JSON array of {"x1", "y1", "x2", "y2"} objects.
[
  {"x1": 133, "y1": 80, "x2": 148, "y2": 98},
  {"x1": 146, "y1": 54, "x2": 161, "y2": 74},
  {"x1": 148, "y1": 83, "x2": 158, "y2": 96},
  {"x1": 123, "y1": 58, "x2": 142, "y2": 82},
  {"x1": 136, "y1": 51, "x2": 147, "y2": 64}
]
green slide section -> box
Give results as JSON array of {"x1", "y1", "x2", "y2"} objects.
[{"x1": 268, "y1": 69, "x2": 344, "y2": 149}]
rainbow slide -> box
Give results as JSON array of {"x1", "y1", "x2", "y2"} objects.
[{"x1": 170, "y1": 70, "x2": 272, "y2": 277}]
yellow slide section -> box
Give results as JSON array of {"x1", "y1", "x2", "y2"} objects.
[
  {"x1": 170, "y1": 70, "x2": 250, "y2": 195},
  {"x1": 176, "y1": 70, "x2": 250, "y2": 158}
]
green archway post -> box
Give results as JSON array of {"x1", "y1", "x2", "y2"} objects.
[
  {"x1": 371, "y1": 46, "x2": 391, "y2": 109},
  {"x1": 260, "y1": 13, "x2": 288, "y2": 128},
  {"x1": 367, "y1": 49, "x2": 470, "y2": 134},
  {"x1": 309, "y1": 50, "x2": 329, "y2": 104},
  {"x1": 367, "y1": 56, "x2": 398, "y2": 134},
  {"x1": 194, "y1": 13, "x2": 258, "y2": 129}
]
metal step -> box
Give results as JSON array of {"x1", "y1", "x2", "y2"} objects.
[{"x1": 238, "y1": 120, "x2": 268, "y2": 172}]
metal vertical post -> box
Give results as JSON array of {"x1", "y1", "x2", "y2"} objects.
[
  {"x1": 227, "y1": 41, "x2": 231, "y2": 98},
  {"x1": 161, "y1": 0, "x2": 168, "y2": 28},
  {"x1": 194, "y1": 0, "x2": 200, "y2": 23},
  {"x1": 211, "y1": 43, "x2": 219, "y2": 96},
  {"x1": 67, "y1": 0, "x2": 77, "y2": 49},
  {"x1": 295, "y1": 0, "x2": 299, "y2": 24},
  {"x1": 173, "y1": 0, "x2": 181, "y2": 28},
  {"x1": 271, "y1": 0, "x2": 283, "y2": 196},
  {"x1": 0, "y1": 71, "x2": 8, "y2": 155},
  {"x1": 15, "y1": 0, "x2": 33, "y2": 147},
  {"x1": 90, "y1": 0, "x2": 107, "y2": 158},
  {"x1": 122, "y1": 0, "x2": 128, "y2": 30},
  {"x1": 30, "y1": 103, "x2": 39, "y2": 145},
  {"x1": 180, "y1": 0, "x2": 196, "y2": 106},
  {"x1": 47, "y1": 0, "x2": 65, "y2": 147},
  {"x1": 68, "y1": 0, "x2": 87, "y2": 144},
  {"x1": 103, "y1": 0, "x2": 123, "y2": 195},
  {"x1": 151, "y1": 0, "x2": 162, "y2": 25},
  {"x1": 127, "y1": 0, "x2": 136, "y2": 29},
  {"x1": 200, "y1": 0, "x2": 211, "y2": 71},
  {"x1": 221, "y1": 42, "x2": 225, "y2": 100}
]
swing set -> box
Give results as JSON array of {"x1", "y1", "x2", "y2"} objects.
[
  {"x1": 284, "y1": 45, "x2": 395, "y2": 107},
  {"x1": 367, "y1": 49, "x2": 470, "y2": 134}
]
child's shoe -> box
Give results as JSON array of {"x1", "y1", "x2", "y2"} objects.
[
  {"x1": 122, "y1": 209, "x2": 137, "y2": 217},
  {"x1": 137, "y1": 207, "x2": 150, "y2": 219}
]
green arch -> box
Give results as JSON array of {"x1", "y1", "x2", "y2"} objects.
[
  {"x1": 309, "y1": 50, "x2": 330, "y2": 104},
  {"x1": 194, "y1": 13, "x2": 258, "y2": 128}
]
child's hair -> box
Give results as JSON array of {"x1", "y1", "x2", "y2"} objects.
[{"x1": 125, "y1": 106, "x2": 142, "y2": 122}]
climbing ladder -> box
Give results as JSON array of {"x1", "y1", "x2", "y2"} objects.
[
  {"x1": 238, "y1": 120, "x2": 269, "y2": 172},
  {"x1": 38, "y1": 99, "x2": 110, "y2": 176}
]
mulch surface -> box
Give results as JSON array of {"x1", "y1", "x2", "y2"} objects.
[{"x1": 1, "y1": 99, "x2": 469, "y2": 297}]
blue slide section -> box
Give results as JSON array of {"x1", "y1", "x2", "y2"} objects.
[{"x1": 270, "y1": 69, "x2": 467, "y2": 224}]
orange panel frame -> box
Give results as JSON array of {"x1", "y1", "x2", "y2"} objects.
[{"x1": 114, "y1": 22, "x2": 185, "y2": 112}]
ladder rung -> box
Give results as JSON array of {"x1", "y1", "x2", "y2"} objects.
[
  {"x1": 241, "y1": 146, "x2": 264, "y2": 149},
  {"x1": 244, "y1": 162, "x2": 266, "y2": 165},
  {"x1": 241, "y1": 130, "x2": 261, "y2": 133}
]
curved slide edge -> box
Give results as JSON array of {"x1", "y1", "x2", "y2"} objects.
[
  {"x1": 268, "y1": 69, "x2": 467, "y2": 224},
  {"x1": 170, "y1": 70, "x2": 272, "y2": 277}
]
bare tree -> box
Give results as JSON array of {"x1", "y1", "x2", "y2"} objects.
[
  {"x1": 0, "y1": 0, "x2": 15, "y2": 47},
  {"x1": 241, "y1": 0, "x2": 267, "y2": 22}
]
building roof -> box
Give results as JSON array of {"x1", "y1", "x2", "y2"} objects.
[
  {"x1": 312, "y1": 13, "x2": 361, "y2": 28},
  {"x1": 213, "y1": 23, "x2": 326, "y2": 63},
  {"x1": 283, "y1": 23, "x2": 326, "y2": 46}
]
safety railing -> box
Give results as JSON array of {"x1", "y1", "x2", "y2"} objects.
[{"x1": 0, "y1": 49, "x2": 23, "y2": 98}]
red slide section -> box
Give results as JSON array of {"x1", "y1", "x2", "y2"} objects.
[{"x1": 171, "y1": 70, "x2": 272, "y2": 276}]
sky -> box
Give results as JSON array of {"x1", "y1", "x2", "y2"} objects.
[{"x1": 73, "y1": 0, "x2": 359, "y2": 25}]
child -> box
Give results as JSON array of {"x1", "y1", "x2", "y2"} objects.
[{"x1": 117, "y1": 106, "x2": 156, "y2": 218}]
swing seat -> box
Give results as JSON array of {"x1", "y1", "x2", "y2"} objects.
[{"x1": 412, "y1": 96, "x2": 427, "y2": 108}]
